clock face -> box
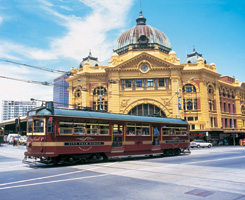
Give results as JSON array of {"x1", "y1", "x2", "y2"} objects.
[{"x1": 141, "y1": 65, "x2": 148, "y2": 72}]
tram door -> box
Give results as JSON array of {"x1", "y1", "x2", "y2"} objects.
[
  {"x1": 152, "y1": 125, "x2": 161, "y2": 146},
  {"x1": 112, "y1": 124, "x2": 123, "y2": 148}
]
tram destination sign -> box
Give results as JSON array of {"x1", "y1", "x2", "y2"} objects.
[{"x1": 64, "y1": 142, "x2": 104, "y2": 146}]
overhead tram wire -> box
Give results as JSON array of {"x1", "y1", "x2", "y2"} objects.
[
  {"x1": 0, "y1": 75, "x2": 127, "y2": 98},
  {"x1": 0, "y1": 59, "x2": 117, "y2": 83},
  {"x1": 0, "y1": 59, "x2": 68, "y2": 75},
  {"x1": 0, "y1": 75, "x2": 88, "y2": 91}
]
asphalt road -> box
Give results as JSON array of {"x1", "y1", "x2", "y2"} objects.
[{"x1": 0, "y1": 144, "x2": 245, "y2": 200}]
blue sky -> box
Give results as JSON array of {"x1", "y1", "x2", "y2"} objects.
[{"x1": 0, "y1": 0, "x2": 244, "y2": 120}]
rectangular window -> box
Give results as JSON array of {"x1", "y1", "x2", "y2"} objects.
[
  {"x1": 136, "y1": 124, "x2": 142, "y2": 136},
  {"x1": 27, "y1": 119, "x2": 33, "y2": 135},
  {"x1": 33, "y1": 119, "x2": 45, "y2": 133},
  {"x1": 162, "y1": 129, "x2": 169, "y2": 135},
  {"x1": 125, "y1": 80, "x2": 132, "y2": 88},
  {"x1": 121, "y1": 80, "x2": 125, "y2": 91},
  {"x1": 73, "y1": 120, "x2": 86, "y2": 135},
  {"x1": 136, "y1": 79, "x2": 142, "y2": 87},
  {"x1": 188, "y1": 117, "x2": 194, "y2": 121},
  {"x1": 194, "y1": 99, "x2": 197, "y2": 110},
  {"x1": 225, "y1": 118, "x2": 228, "y2": 128},
  {"x1": 59, "y1": 120, "x2": 73, "y2": 135},
  {"x1": 175, "y1": 128, "x2": 182, "y2": 135},
  {"x1": 126, "y1": 123, "x2": 135, "y2": 135},
  {"x1": 159, "y1": 78, "x2": 165, "y2": 86},
  {"x1": 86, "y1": 122, "x2": 98, "y2": 135},
  {"x1": 113, "y1": 124, "x2": 123, "y2": 135},
  {"x1": 93, "y1": 102, "x2": 96, "y2": 110},
  {"x1": 147, "y1": 79, "x2": 153, "y2": 87},
  {"x1": 98, "y1": 121, "x2": 109, "y2": 135},
  {"x1": 142, "y1": 125, "x2": 150, "y2": 135}
]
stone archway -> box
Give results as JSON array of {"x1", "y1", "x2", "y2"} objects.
[{"x1": 123, "y1": 99, "x2": 170, "y2": 117}]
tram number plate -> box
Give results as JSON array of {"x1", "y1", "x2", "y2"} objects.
[
  {"x1": 165, "y1": 140, "x2": 186, "y2": 144},
  {"x1": 64, "y1": 142, "x2": 104, "y2": 146}
]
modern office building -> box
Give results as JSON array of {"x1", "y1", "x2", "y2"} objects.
[
  {"x1": 53, "y1": 74, "x2": 69, "y2": 108},
  {"x1": 1, "y1": 100, "x2": 37, "y2": 122},
  {"x1": 66, "y1": 10, "x2": 245, "y2": 144}
]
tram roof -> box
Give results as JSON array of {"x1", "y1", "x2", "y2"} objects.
[{"x1": 29, "y1": 107, "x2": 188, "y2": 126}]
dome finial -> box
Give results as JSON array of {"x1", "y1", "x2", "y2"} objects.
[{"x1": 136, "y1": 0, "x2": 146, "y2": 25}]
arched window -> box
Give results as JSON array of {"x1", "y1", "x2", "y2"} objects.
[
  {"x1": 187, "y1": 101, "x2": 193, "y2": 110},
  {"x1": 227, "y1": 90, "x2": 230, "y2": 98},
  {"x1": 93, "y1": 86, "x2": 108, "y2": 111},
  {"x1": 75, "y1": 89, "x2": 81, "y2": 98},
  {"x1": 208, "y1": 85, "x2": 214, "y2": 94},
  {"x1": 93, "y1": 86, "x2": 107, "y2": 95},
  {"x1": 231, "y1": 90, "x2": 235, "y2": 99},
  {"x1": 242, "y1": 105, "x2": 245, "y2": 115},
  {"x1": 182, "y1": 84, "x2": 196, "y2": 93},
  {"x1": 128, "y1": 104, "x2": 166, "y2": 117},
  {"x1": 222, "y1": 89, "x2": 226, "y2": 97},
  {"x1": 183, "y1": 99, "x2": 197, "y2": 110}
]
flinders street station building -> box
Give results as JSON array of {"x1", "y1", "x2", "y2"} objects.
[{"x1": 66, "y1": 11, "x2": 245, "y2": 145}]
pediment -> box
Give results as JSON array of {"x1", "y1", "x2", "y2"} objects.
[{"x1": 108, "y1": 52, "x2": 181, "y2": 72}]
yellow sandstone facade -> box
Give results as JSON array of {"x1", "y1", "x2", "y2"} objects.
[{"x1": 66, "y1": 11, "x2": 245, "y2": 144}]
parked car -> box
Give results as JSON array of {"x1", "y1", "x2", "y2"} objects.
[
  {"x1": 19, "y1": 136, "x2": 27, "y2": 145},
  {"x1": 190, "y1": 140, "x2": 212, "y2": 148}
]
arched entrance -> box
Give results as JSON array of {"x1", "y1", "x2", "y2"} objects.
[{"x1": 128, "y1": 103, "x2": 166, "y2": 117}]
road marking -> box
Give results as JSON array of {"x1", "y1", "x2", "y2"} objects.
[
  {"x1": 0, "y1": 173, "x2": 109, "y2": 190},
  {"x1": 186, "y1": 155, "x2": 245, "y2": 164},
  {"x1": 0, "y1": 162, "x2": 116, "y2": 187}
]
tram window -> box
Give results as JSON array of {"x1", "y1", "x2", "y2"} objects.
[
  {"x1": 175, "y1": 128, "x2": 181, "y2": 135},
  {"x1": 182, "y1": 131, "x2": 187, "y2": 135},
  {"x1": 169, "y1": 128, "x2": 175, "y2": 135},
  {"x1": 126, "y1": 123, "x2": 135, "y2": 135},
  {"x1": 153, "y1": 127, "x2": 160, "y2": 135},
  {"x1": 59, "y1": 120, "x2": 73, "y2": 135},
  {"x1": 142, "y1": 125, "x2": 150, "y2": 135},
  {"x1": 74, "y1": 120, "x2": 86, "y2": 135},
  {"x1": 98, "y1": 121, "x2": 109, "y2": 135},
  {"x1": 181, "y1": 127, "x2": 187, "y2": 135},
  {"x1": 162, "y1": 129, "x2": 169, "y2": 135},
  {"x1": 113, "y1": 124, "x2": 123, "y2": 135},
  {"x1": 136, "y1": 124, "x2": 142, "y2": 135},
  {"x1": 27, "y1": 119, "x2": 33, "y2": 134},
  {"x1": 86, "y1": 122, "x2": 98, "y2": 135},
  {"x1": 34, "y1": 119, "x2": 44, "y2": 133}
]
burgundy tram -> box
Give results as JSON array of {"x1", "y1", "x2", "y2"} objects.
[{"x1": 24, "y1": 102, "x2": 190, "y2": 164}]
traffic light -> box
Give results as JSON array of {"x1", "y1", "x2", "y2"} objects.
[{"x1": 15, "y1": 117, "x2": 20, "y2": 132}]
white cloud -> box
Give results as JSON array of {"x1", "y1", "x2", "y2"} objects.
[
  {"x1": 40, "y1": 0, "x2": 133, "y2": 62},
  {"x1": 0, "y1": 63, "x2": 54, "y2": 121},
  {"x1": 0, "y1": 0, "x2": 134, "y2": 121},
  {"x1": 0, "y1": 41, "x2": 57, "y2": 60},
  {"x1": 0, "y1": 1, "x2": 133, "y2": 63},
  {"x1": 0, "y1": 16, "x2": 2, "y2": 24}
]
